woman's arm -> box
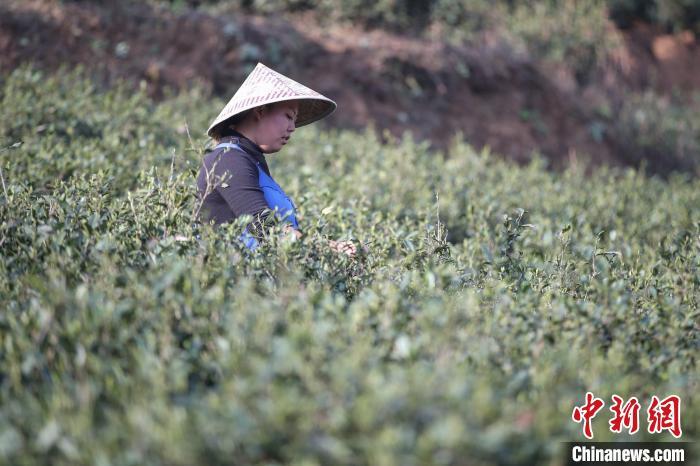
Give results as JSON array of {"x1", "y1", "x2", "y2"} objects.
[
  {"x1": 205, "y1": 151, "x2": 356, "y2": 256},
  {"x1": 283, "y1": 224, "x2": 303, "y2": 240},
  {"x1": 204, "y1": 150, "x2": 272, "y2": 236}
]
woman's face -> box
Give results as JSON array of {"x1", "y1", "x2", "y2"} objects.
[{"x1": 253, "y1": 101, "x2": 299, "y2": 153}]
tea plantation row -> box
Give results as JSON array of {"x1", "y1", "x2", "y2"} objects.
[{"x1": 0, "y1": 68, "x2": 698, "y2": 465}]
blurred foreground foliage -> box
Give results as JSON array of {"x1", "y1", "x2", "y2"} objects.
[{"x1": 0, "y1": 67, "x2": 699, "y2": 465}]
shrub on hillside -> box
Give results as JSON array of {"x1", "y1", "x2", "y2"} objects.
[
  {"x1": 212, "y1": 0, "x2": 619, "y2": 77},
  {"x1": 506, "y1": 0, "x2": 618, "y2": 85},
  {"x1": 611, "y1": 91, "x2": 700, "y2": 174},
  {"x1": 609, "y1": 0, "x2": 700, "y2": 32},
  {"x1": 153, "y1": 0, "x2": 700, "y2": 34}
]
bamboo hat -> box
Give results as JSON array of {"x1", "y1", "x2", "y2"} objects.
[{"x1": 207, "y1": 62, "x2": 337, "y2": 137}]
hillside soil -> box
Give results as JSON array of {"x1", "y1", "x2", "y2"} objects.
[{"x1": 2, "y1": 0, "x2": 700, "y2": 169}]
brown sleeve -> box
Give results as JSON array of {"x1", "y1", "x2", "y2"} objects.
[{"x1": 199, "y1": 148, "x2": 272, "y2": 234}]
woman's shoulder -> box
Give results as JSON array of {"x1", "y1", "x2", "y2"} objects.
[{"x1": 203, "y1": 143, "x2": 257, "y2": 167}]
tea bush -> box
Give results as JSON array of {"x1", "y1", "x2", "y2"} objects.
[{"x1": 1, "y1": 67, "x2": 698, "y2": 465}]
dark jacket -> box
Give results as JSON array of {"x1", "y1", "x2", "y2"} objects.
[{"x1": 196, "y1": 133, "x2": 273, "y2": 235}]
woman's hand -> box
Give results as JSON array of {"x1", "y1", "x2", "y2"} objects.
[
  {"x1": 329, "y1": 239, "x2": 357, "y2": 257},
  {"x1": 283, "y1": 224, "x2": 303, "y2": 240},
  {"x1": 281, "y1": 225, "x2": 358, "y2": 258}
]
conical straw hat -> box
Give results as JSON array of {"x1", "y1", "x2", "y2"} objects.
[{"x1": 207, "y1": 62, "x2": 337, "y2": 137}]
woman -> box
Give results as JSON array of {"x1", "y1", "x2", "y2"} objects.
[{"x1": 197, "y1": 63, "x2": 356, "y2": 256}]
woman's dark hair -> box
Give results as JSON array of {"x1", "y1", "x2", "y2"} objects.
[
  {"x1": 210, "y1": 110, "x2": 251, "y2": 142},
  {"x1": 210, "y1": 103, "x2": 275, "y2": 142}
]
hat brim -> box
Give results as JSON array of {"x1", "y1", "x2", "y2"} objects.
[{"x1": 207, "y1": 95, "x2": 336, "y2": 138}]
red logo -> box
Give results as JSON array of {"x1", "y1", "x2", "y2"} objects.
[
  {"x1": 572, "y1": 392, "x2": 606, "y2": 439},
  {"x1": 572, "y1": 393, "x2": 682, "y2": 439},
  {"x1": 609, "y1": 394, "x2": 640, "y2": 434},
  {"x1": 647, "y1": 395, "x2": 682, "y2": 438}
]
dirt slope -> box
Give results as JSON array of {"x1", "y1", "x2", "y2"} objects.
[{"x1": 2, "y1": 0, "x2": 699, "y2": 170}]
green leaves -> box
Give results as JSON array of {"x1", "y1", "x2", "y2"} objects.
[{"x1": 1, "y1": 68, "x2": 699, "y2": 465}]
